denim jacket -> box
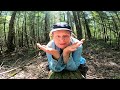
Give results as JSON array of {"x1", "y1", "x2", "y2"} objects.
[{"x1": 46, "y1": 37, "x2": 86, "y2": 72}]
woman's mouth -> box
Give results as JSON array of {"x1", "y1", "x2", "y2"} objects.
[{"x1": 60, "y1": 43, "x2": 66, "y2": 45}]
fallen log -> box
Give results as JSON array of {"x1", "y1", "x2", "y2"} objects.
[{"x1": 48, "y1": 70, "x2": 85, "y2": 79}]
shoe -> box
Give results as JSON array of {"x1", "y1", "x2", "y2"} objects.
[
  {"x1": 46, "y1": 64, "x2": 50, "y2": 71},
  {"x1": 78, "y1": 64, "x2": 88, "y2": 78}
]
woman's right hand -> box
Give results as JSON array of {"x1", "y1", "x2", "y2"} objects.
[{"x1": 36, "y1": 43, "x2": 60, "y2": 60}]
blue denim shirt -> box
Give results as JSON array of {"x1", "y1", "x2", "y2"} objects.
[{"x1": 46, "y1": 37, "x2": 86, "y2": 72}]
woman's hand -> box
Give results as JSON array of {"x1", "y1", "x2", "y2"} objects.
[
  {"x1": 36, "y1": 43, "x2": 60, "y2": 60},
  {"x1": 63, "y1": 39, "x2": 85, "y2": 64},
  {"x1": 64, "y1": 39, "x2": 85, "y2": 54}
]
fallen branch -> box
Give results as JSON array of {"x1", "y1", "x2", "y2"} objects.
[
  {"x1": 0, "y1": 67, "x2": 20, "y2": 75},
  {"x1": 0, "y1": 55, "x2": 38, "y2": 75}
]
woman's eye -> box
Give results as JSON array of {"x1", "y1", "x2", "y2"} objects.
[{"x1": 57, "y1": 36, "x2": 60, "y2": 38}]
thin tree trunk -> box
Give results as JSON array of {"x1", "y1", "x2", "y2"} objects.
[
  {"x1": 67, "y1": 11, "x2": 74, "y2": 33},
  {"x1": 37, "y1": 12, "x2": 40, "y2": 43},
  {"x1": 24, "y1": 12, "x2": 29, "y2": 48},
  {"x1": 3, "y1": 22, "x2": 7, "y2": 45},
  {"x1": 72, "y1": 11, "x2": 82, "y2": 40},
  {"x1": 82, "y1": 12, "x2": 91, "y2": 40},
  {"x1": 21, "y1": 20, "x2": 24, "y2": 47},
  {"x1": 44, "y1": 11, "x2": 50, "y2": 42},
  {"x1": 7, "y1": 11, "x2": 17, "y2": 52}
]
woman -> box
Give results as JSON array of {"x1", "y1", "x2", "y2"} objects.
[{"x1": 37, "y1": 22, "x2": 88, "y2": 78}]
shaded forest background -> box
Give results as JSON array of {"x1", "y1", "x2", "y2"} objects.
[{"x1": 0, "y1": 11, "x2": 120, "y2": 79}]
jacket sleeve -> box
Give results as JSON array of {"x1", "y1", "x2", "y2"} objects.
[
  {"x1": 46, "y1": 40, "x2": 66, "y2": 72},
  {"x1": 65, "y1": 45, "x2": 82, "y2": 71},
  {"x1": 46, "y1": 53, "x2": 66, "y2": 72}
]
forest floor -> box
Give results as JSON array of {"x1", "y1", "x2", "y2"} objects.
[{"x1": 0, "y1": 39, "x2": 120, "y2": 79}]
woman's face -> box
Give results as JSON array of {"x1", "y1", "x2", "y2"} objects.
[{"x1": 53, "y1": 30, "x2": 71, "y2": 49}]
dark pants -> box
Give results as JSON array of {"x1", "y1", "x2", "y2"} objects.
[
  {"x1": 78, "y1": 64, "x2": 88, "y2": 78},
  {"x1": 46, "y1": 64, "x2": 50, "y2": 71}
]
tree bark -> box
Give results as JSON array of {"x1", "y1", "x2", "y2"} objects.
[
  {"x1": 7, "y1": 11, "x2": 17, "y2": 52},
  {"x1": 72, "y1": 11, "x2": 82, "y2": 40},
  {"x1": 44, "y1": 11, "x2": 50, "y2": 42},
  {"x1": 82, "y1": 12, "x2": 91, "y2": 40}
]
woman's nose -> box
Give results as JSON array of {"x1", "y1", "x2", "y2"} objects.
[
  {"x1": 58, "y1": 37, "x2": 65, "y2": 43},
  {"x1": 60, "y1": 36, "x2": 65, "y2": 41}
]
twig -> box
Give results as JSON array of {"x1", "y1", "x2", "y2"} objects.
[
  {"x1": 0, "y1": 59, "x2": 5, "y2": 67},
  {"x1": 0, "y1": 55, "x2": 38, "y2": 75},
  {"x1": 0, "y1": 67, "x2": 20, "y2": 75},
  {"x1": 11, "y1": 58, "x2": 22, "y2": 67},
  {"x1": 7, "y1": 68, "x2": 23, "y2": 79}
]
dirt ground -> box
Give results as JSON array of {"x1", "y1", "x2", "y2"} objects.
[{"x1": 0, "y1": 43, "x2": 120, "y2": 79}]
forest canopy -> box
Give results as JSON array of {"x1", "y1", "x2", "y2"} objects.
[{"x1": 0, "y1": 11, "x2": 120, "y2": 53}]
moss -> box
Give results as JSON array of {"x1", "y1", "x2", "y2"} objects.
[{"x1": 49, "y1": 70, "x2": 84, "y2": 79}]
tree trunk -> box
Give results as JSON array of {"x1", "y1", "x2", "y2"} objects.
[
  {"x1": 49, "y1": 70, "x2": 84, "y2": 79},
  {"x1": 67, "y1": 11, "x2": 74, "y2": 32},
  {"x1": 44, "y1": 11, "x2": 50, "y2": 42},
  {"x1": 7, "y1": 11, "x2": 17, "y2": 52},
  {"x1": 82, "y1": 12, "x2": 92, "y2": 40},
  {"x1": 72, "y1": 11, "x2": 82, "y2": 40},
  {"x1": 3, "y1": 22, "x2": 7, "y2": 45},
  {"x1": 24, "y1": 12, "x2": 29, "y2": 48}
]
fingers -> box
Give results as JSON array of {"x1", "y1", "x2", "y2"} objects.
[
  {"x1": 36, "y1": 43, "x2": 46, "y2": 48},
  {"x1": 72, "y1": 39, "x2": 85, "y2": 47},
  {"x1": 36, "y1": 43, "x2": 41, "y2": 46},
  {"x1": 70, "y1": 48, "x2": 77, "y2": 51},
  {"x1": 80, "y1": 39, "x2": 85, "y2": 42},
  {"x1": 72, "y1": 41, "x2": 82, "y2": 48},
  {"x1": 36, "y1": 43, "x2": 41, "y2": 48},
  {"x1": 75, "y1": 38, "x2": 85, "y2": 47},
  {"x1": 36, "y1": 43, "x2": 46, "y2": 51},
  {"x1": 36, "y1": 43, "x2": 55, "y2": 54}
]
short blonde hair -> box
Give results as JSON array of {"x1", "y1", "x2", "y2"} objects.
[{"x1": 49, "y1": 31, "x2": 53, "y2": 40}]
